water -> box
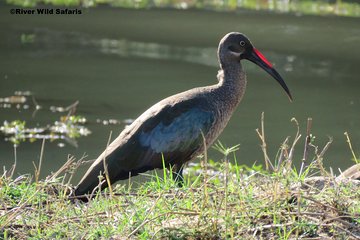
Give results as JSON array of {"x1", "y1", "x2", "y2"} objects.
[{"x1": 1, "y1": 5, "x2": 359, "y2": 181}]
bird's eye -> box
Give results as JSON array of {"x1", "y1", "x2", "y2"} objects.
[{"x1": 240, "y1": 41, "x2": 245, "y2": 46}]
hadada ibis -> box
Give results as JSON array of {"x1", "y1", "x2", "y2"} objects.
[{"x1": 74, "y1": 32, "x2": 292, "y2": 199}]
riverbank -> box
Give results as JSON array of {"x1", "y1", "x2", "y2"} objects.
[{"x1": 1, "y1": 142, "x2": 359, "y2": 239}]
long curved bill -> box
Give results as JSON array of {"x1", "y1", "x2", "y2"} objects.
[{"x1": 246, "y1": 48, "x2": 293, "y2": 101}]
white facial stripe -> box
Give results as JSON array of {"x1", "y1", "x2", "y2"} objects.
[{"x1": 229, "y1": 51, "x2": 241, "y2": 57}]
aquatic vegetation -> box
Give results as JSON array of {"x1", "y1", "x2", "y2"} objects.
[
  {"x1": 0, "y1": 91, "x2": 31, "y2": 111},
  {"x1": 0, "y1": 120, "x2": 26, "y2": 145},
  {"x1": 0, "y1": 91, "x2": 91, "y2": 146},
  {"x1": 0, "y1": 116, "x2": 91, "y2": 147},
  {"x1": 0, "y1": 91, "x2": 134, "y2": 147}
]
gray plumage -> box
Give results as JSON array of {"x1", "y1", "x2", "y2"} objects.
[{"x1": 74, "y1": 32, "x2": 291, "y2": 199}]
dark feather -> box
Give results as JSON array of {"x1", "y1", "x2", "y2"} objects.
[
  {"x1": 75, "y1": 98, "x2": 215, "y2": 196},
  {"x1": 74, "y1": 32, "x2": 290, "y2": 199}
]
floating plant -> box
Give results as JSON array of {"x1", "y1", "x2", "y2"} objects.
[
  {"x1": 95, "y1": 118, "x2": 134, "y2": 126},
  {"x1": 0, "y1": 120, "x2": 26, "y2": 145},
  {"x1": 0, "y1": 91, "x2": 132, "y2": 147},
  {"x1": 0, "y1": 115, "x2": 91, "y2": 147}
]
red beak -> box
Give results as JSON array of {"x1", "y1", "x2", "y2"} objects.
[{"x1": 245, "y1": 48, "x2": 293, "y2": 101}]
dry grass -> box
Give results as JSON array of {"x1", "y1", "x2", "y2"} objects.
[{"x1": 1, "y1": 116, "x2": 360, "y2": 239}]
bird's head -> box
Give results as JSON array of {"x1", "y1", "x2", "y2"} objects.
[{"x1": 218, "y1": 32, "x2": 292, "y2": 101}]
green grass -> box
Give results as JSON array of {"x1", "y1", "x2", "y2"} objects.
[
  {"x1": 1, "y1": 161, "x2": 359, "y2": 239},
  {"x1": 1, "y1": 119, "x2": 360, "y2": 239}
]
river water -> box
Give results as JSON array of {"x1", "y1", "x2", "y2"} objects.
[{"x1": 1, "y1": 4, "x2": 359, "y2": 181}]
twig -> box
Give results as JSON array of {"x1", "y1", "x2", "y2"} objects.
[
  {"x1": 65, "y1": 100, "x2": 79, "y2": 113},
  {"x1": 288, "y1": 211, "x2": 360, "y2": 239},
  {"x1": 103, "y1": 131, "x2": 113, "y2": 199},
  {"x1": 301, "y1": 195, "x2": 340, "y2": 212},
  {"x1": 224, "y1": 148, "x2": 229, "y2": 236},
  {"x1": 322, "y1": 223, "x2": 360, "y2": 239},
  {"x1": 127, "y1": 192, "x2": 164, "y2": 238},
  {"x1": 249, "y1": 222, "x2": 294, "y2": 232},
  {"x1": 0, "y1": 188, "x2": 42, "y2": 228},
  {"x1": 316, "y1": 137, "x2": 333, "y2": 177},
  {"x1": 322, "y1": 214, "x2": 360, "y2": 227},
  {"x1": 256, "y1": 112, "x2": 274, "y2": 171},
  {"x1": 344, "y1": 132, "x2": 359, "y2": 164},
  {"x1": 31, "y1": 95, "x2": 42, "y2": 118},
  {"x1": 48, "y1": 155, "x2": 77, "y2": 182},
  {"x1": 287, "y1": 118, "x2": 302, "y2": 169},
  {"x1": 300, "y1": 118, "x2": 312, "y2": 176},
  {"x1": 66, "y1": 153, "x2": 88, "y2": 186},
  {"x1": 9, "y1": 144, "x2": 18, "y2": 179},
  {"x1": 128, "y1": 210, "x2": 199, "y2": 238},
  {"x1": 34, "y1": 138, "x2": 46, "y2": 184},
  {"x1": 64, "y1": 100, "x2": 80, "y2": 120},
  {"x1": 200, "y1": 131, "x2": 208, "y2": 208},
  {"x1": 276, "y1": 136, "x2": 289, "y2": 172}
]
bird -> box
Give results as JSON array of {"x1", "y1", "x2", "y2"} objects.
[{"x1": 74, "y1": 32, "x2": 292, "y2": 199}]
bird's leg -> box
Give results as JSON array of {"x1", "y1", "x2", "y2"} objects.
[{"x1": 171, "y1": 164, "x2": 184, "y2": 187}]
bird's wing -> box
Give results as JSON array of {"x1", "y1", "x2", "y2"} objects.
[
  {"x1": 110, "y1": 100, "x2": 215, "y2": 171},
  {"x1": 75, "y1": 99, "x2": 215, "y2": 195},
  {"x1": 137, "y1": 104, "x2": 215, "y2": 166}
]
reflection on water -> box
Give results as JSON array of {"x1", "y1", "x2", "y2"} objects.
[
  {"x1": 17, "y1": 28, "x2": 218, "y2": 66},
  {"x1": 15, "y1": 28, "x2": 336, "y2": 79},
  {"x1": 1, "y1": 28, "x2": 356, "y2": 140},
  {"x1": 6, "y1": 0, "x2": 360, "y2": 17},
  {"x1": 235, "y1": 0, "x2": 360, "y2": 17},
  {"x1": 98, "y1": 38, "x2": 218, "y2": 67},
  {"x1": 0, "y1": 91, "x2": 31, "y2": 110},
  {"x1": 0, "y1": 109, "x2": 91, "y2": 148},
  {"x1": 0, "y1": 90, "x2": 132, "y2": 147},
  {"x1": 96, "y1": 35, "x2": 345, "y2": 86}
]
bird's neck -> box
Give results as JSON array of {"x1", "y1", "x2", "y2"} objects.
[
  {"x1": 217, "y1": 62, "x2": 247, "y2": 102},
  {"x1": 201, "y1": 61, "x2": 246, "y2": 143}
]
